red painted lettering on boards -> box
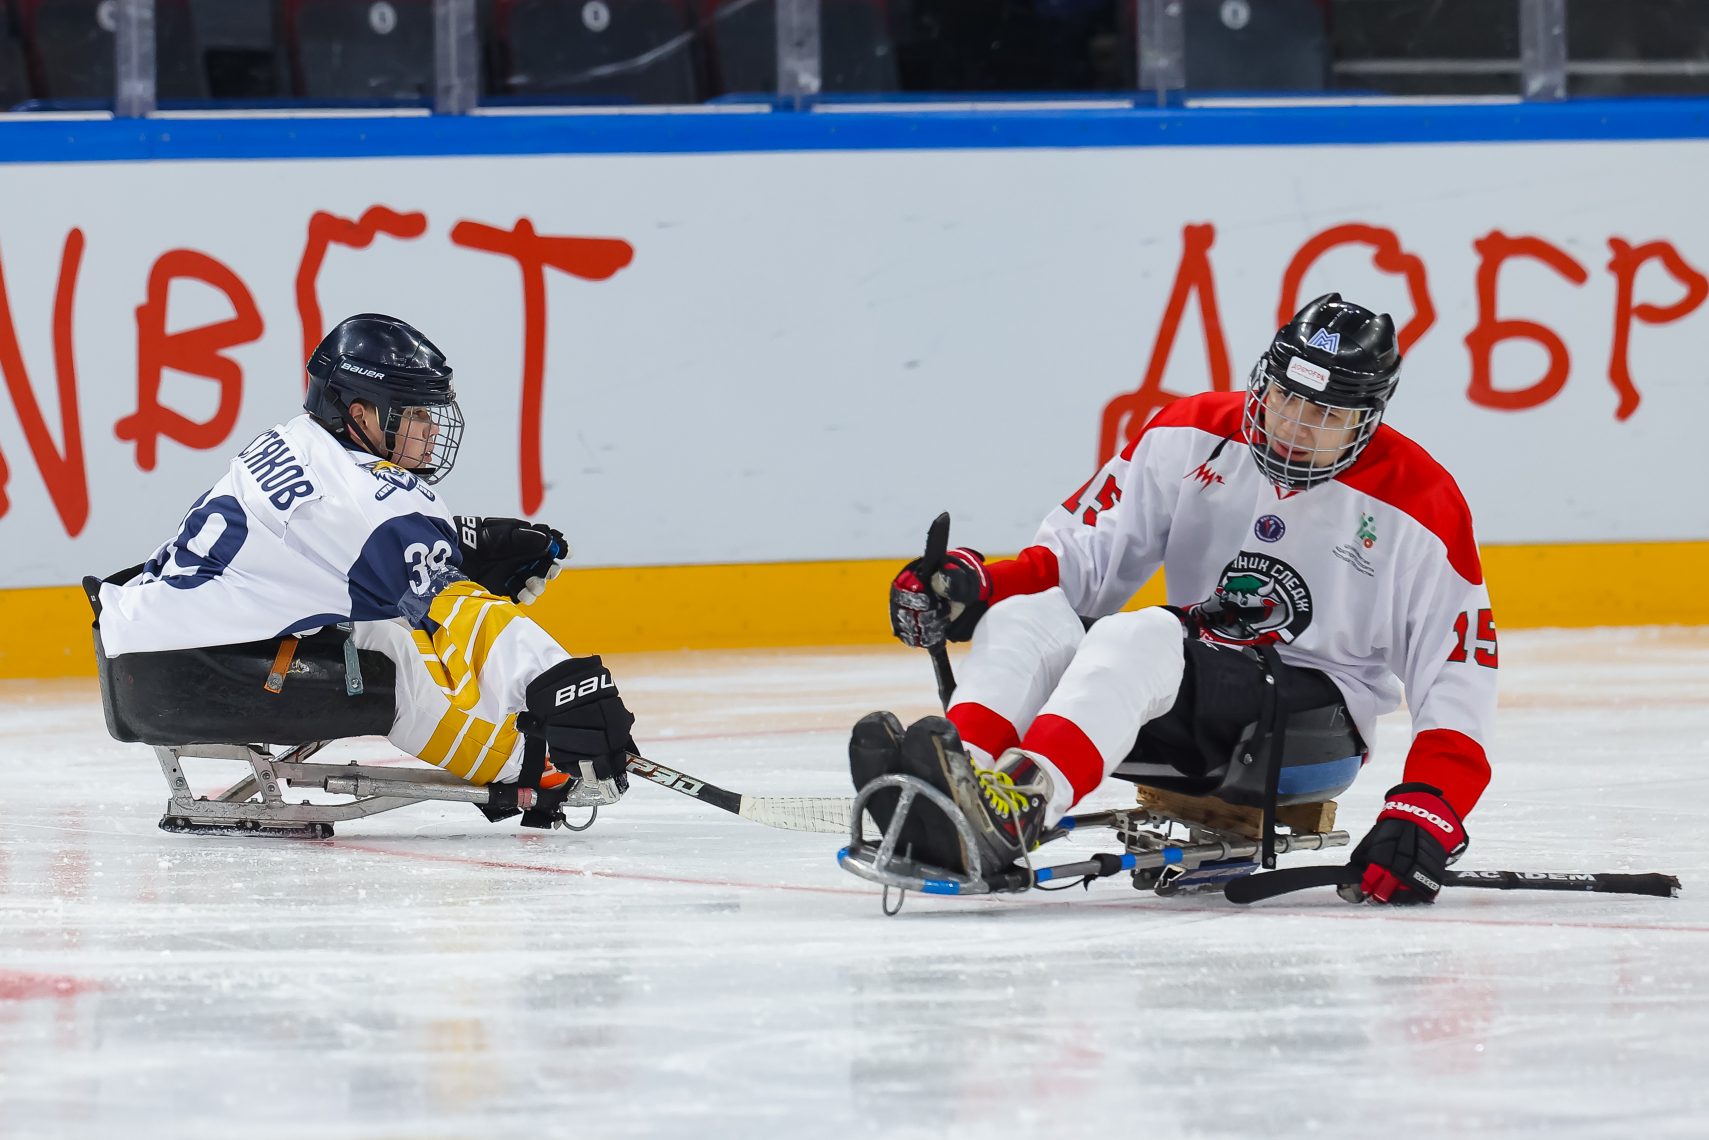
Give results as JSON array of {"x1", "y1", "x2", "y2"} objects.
[
  {"x1": 116, "y1": 249, "x2": 265, "y2": 471},
  {"x1": 0, "y1": 229, "x2": 89, "y2": 536},
  {"x1": 449, "y1": 218, "x2": 635, "y2": 514},
  {"x1": 1606, "y1": 237, "x2": 1707, "y2": 421},
  {"x1": 296, "y1": 207, "x2": 429, "y2": 370},
  {"x1": 1277, "y1": 223, "x2": 1436, "y2": 353},
  {"x1": 1465, "y1": 231, "x2": 1588, "y2": 412},
  {"x1": 1098, "y1": 223, "x2": 1231, "y2": 465}
]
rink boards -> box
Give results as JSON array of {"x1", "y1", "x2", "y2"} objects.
[{"x1": 0, "y1": 101, "x2": 1705, "y2": 674}]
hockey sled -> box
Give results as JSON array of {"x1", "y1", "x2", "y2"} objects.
[
  {"x1": 85, "y1": 577, "x2": 602, "y2": 838},
  {"x1": 838, "y1": 704, "x2": 1361, "y2": 913}
]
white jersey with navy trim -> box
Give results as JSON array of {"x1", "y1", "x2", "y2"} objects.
[{"x1": 98, "y1": 414, "x2": 465, "y2": 657}]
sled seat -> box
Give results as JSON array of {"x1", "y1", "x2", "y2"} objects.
[{"x1": 83, "y1": 573, "x2": 539, "y2": 838}]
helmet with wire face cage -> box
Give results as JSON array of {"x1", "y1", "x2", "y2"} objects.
[
  {"x1": 304, "y1": 313, "x2": 464, "y2": 483},
  {"x1": 1242, "y1": 293, "x2": 1401, "y2": 491}
]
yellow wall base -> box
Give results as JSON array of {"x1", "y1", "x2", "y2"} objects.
[{"x1": 8, "y1": 541, "x2": 1704, "y2": 679}]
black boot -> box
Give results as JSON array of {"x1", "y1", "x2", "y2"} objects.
[
  {"x1": 896, "y1": 717, "x2": 1050, "y2": 888},
  {"x1": 850, "y1": 710, "x2": 911, "y2": 838}
]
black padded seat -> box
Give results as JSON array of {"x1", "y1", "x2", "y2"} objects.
[
  {"x1": 1111, "y1": 703, "x2": 1363, "y2": 808},
  {"x1": 93, "y1": 626, "x2": 396, "y2": 747}
]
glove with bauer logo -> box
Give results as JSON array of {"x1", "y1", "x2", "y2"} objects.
[
  {"x1": 517, "y1": 656, "x2": 634, "y2": 803},
  {"x1": 889, "y1": 548, "x2": 994, "y2": 647},
  {"x1": 454, "y1": 515, "x2": 569, "y2": 605},
  {"x1": 1345, "y1": 783, "x2": 1468, "y2": 905}
]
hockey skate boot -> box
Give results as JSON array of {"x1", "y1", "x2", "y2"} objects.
[
  {"x1": 849, "y1": 711, "x2": 917, "y2": 839},
  {"x1": 895, "y1": 718, "x2": 1050, "y2": 890}
]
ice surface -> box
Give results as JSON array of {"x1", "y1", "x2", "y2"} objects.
[{"x1": 2, "y1": 630, "x2": 1706, "y2": 1139}]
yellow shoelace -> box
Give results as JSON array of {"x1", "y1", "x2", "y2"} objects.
[{"x1": 977, "y1": 768, "x2": 1034, "y2": 822}]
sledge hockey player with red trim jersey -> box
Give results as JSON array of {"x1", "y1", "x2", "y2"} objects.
[
  {"x1": 851, "y1": 294, "x2": 1493, "y2": 905},
  {"x1": 94, "y1": 314, "x2": 638, "y2": 827}
]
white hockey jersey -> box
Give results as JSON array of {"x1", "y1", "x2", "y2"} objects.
[
  {"x1": 985, "y1": 392, "x2": 1496, "y2": 816},
  {"x1": 97, "y1": 415, "x2": 566, "y2": 782}
]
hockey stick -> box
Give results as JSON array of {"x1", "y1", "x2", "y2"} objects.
[
  {"x1": 1224, "y1": 863, "x2": 1682, "y2": 905},
  {"x1": 922, "y1": 511, "x2": 956, "y2": 710},
  {"x1": 625, "y1": 753, "x2": 854, "y2": 834}
]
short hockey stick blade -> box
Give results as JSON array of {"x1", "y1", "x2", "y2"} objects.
[{"x1": 1224, "y1": 864, "x2": 1354, "y2": 904}]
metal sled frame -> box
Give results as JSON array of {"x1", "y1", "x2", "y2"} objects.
[
  {"x1": 837, "y1": 774, "x2": 1350, "y2": 913},
  {"x1": 154, "y1": 740, "x2": 608, "y2": 838}
]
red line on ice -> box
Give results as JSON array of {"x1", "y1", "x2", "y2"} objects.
[
  {"x1": 333, "y1": 840, "x2": 874, "y2": 896},
  {"x1": 0, "y1": 970, "x2": 102, "y2": 1002}
]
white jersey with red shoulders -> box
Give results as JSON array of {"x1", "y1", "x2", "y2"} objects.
[{"x1": 987, "y1": 391, "x2": 1496, "y2": 816}]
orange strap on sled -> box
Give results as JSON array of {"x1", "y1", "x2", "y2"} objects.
[{"x1": 264, "y1": 637, "x2": 298, "y2": 695}]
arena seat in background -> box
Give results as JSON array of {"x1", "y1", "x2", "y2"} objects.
[
  {"x1": 703, "y1": 0, "x2": 896, "y2": 96},
  {"x1": 22, "y1": 0, "x2": 204, "y2": 101},
  {"x1": 190, "y1": 0, "x2": 287, "y2": 99},
  {"x1": 287, "y1": 0, "x2": 435, "y2": 100},
  {"x1": 1329, "y1": 0, "x2": 1518, "y2": 96},
  {"x1": 1181, "y1": 0, "x2": 1327, "y2": 91},
  {"x1": 496, "y1": 0, "x2": 703, "y2": 104},
  {"x1": 1119, "y1": 0, "x2": 1327, "y2": 92},
  {"x1": 1, "y1": 0, "x2": 31, "y2": 107},
  {"x1": 1565, "y1": 0, "x2": 1709, "y2": 96}
]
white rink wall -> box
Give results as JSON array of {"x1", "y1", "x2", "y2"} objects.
[{"x1": 1, "y1": 119, "x2": 1708, "y2": 589}]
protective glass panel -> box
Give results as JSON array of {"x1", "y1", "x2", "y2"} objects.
[
  {"x1": 1566, "y1": 0, "x2": 1709, "y2": 97},
  {"x1": 1328, "y1": 0, "x2": 1523, "y2": 98},
  {"x1": 488, "y1": 0, "x2": 705, "y2": 105}
]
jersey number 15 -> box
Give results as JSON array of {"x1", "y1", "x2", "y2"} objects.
[{"x1": 1448, "y1": 608, "x2": 1498, "y2": 668}]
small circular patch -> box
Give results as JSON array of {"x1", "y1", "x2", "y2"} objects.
[{"x1": 1254, "y1": 515, "x2": 1286, "y2": 543}]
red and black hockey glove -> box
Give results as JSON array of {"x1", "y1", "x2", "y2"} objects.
[
  {"x1": 889, "y1": 548, "x2": 994, "y2": 647},
  {"x1": 1346, "y1": 783, "x2": 1468, "y2": 905}
]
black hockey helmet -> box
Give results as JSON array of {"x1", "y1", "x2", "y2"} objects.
[
  {"x1": 1242, "y1": 293, "x2": 1401, "y2": 490},
  {"x1": 304, "y1": 313, "x2": 464, "y2": 483}
]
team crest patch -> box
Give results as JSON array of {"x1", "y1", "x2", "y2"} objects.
[
  {"x1": 1307, "y1": 328, "x2": 1341, "y2": 353},
  {"x1": 1254, "y1": 515, "x2": 1285, "y2": 542},
  {"x1": 367, "y1": 460, "x2": 432, "y2": 501},
  {"x1": 1189, "y1": 551, "x2": 1314, "y2": 645}
]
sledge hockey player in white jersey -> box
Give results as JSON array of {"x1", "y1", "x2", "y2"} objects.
[
  {"x1": 95, "y1": 313, "x2": 637, "y2": 827},
  {"x1": 853, "y1": 294, "x2": 1496, "y2": 905}
]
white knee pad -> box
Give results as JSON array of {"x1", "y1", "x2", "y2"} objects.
[
  {"x1": 950, "y1": 588, "x2": 1086, "y2": 761},
  {"x1": 1035, "y1": 606, "x2": 1187, "y2": 781}
]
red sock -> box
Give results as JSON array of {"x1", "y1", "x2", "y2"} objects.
[
  {"x1": 1018, "y1": 714, "x2": 1105, "y2": 804},
  {"x1": 947, "y1": 702, "x2": 1019, "y2": 762}
]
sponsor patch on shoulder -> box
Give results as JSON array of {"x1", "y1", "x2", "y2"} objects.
[{"x1": 1286, "y1": 356, "x2": 1331, "y2": 391}]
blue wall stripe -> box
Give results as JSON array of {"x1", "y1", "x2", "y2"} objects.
[{"x1": 2, "y1": 97, "x2": 1709, "y2": 164}]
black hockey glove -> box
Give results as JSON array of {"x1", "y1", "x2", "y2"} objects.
[
  {"x1": 889, "y1": 548, "x2": 993, "y2": 647},
  {"x1": 1345, "y1": 783, "x2": 1468, "y2": 905},
  {"x1": 453, "y1": 515, "x2": 569, "y2": 605},
  {"x1": 518, "y1": 656, "x2": 634, "y2": 804}
]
